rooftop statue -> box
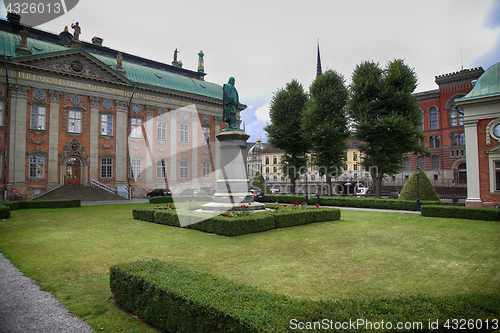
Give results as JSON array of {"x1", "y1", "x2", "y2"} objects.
[
  {"x1": 223, "y1": 77, "x2": 240, "y2": 130},
  {"x1": 71, "y1": 22, "x2": 81, "y2": 41}
]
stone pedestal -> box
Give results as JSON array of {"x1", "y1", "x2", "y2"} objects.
[{"x1": 201, "y1": 129, "x2": 265, "y2": 211}]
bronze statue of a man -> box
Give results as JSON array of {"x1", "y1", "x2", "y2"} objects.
[{"x1": 223, "y1": 77, "x2": 239, "y2": 129}]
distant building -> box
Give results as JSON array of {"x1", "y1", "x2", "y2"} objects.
[
  {"x1": 456, "y1": 62, "x2": 500, "y2": 208},
  {"x1": 390, "y1": 67, "x2": 485, "y2": 195}
]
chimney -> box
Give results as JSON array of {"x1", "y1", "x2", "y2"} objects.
[
  {"x1": 92, "y1": 37, "x2": 103, "y2": 46},
  {"x1": 7, "y1": 13, "x2": 21, "y2": 24}
]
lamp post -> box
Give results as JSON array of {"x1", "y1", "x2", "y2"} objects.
[
  {"x1": 305, "y1": 169, "x2": 309, "y2": 205},
  {"x1": 416, "y1": 165, "x2": 421, "y2": 211},
  {"x1": 451, "y1": 179, "x2": 455, "y2": 197}
]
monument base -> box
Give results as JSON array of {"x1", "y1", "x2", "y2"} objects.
[{"x1": 201, "y1": 129, "x2": 266, "y2": 212}]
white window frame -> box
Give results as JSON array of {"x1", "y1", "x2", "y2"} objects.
[
  {"x1": 202, "y1": 161, "x2": 210, "y2": 179},
  {"x1": 179, "y1": 160, "x2": 189, "y2": 180},
  {"x1": 180, "y1": 123, "x2": 189, "y2": 143},
  {"x1": 101, "y1": 114, "x2": 113, "y2": 136},
  {"x1": 157, "y1": 121, "x2": 167, "y2": 141},
  {"x1": 156, "y1": 159, "x2": 167, "y2": 179},
  {"x1": 130, "y1": 158, "x2": 142, "y2": 180},
  {"x1": 101, "y1": 158, "x2": 113, "y2": 178},
  {"x1": 30, "y1": 105, "x2": 46, "y2": 130},
  {"x1": 202, "y1": 126, "x2": 210, "y2": 146},
  {"x1": 131, "y1": 118, "x2": 142, "y2": 138},
  {"x1": 68, "y1": 110, "x2": 82, "y2": 133},
  {"x1": 29, "y1": 155, "x2": 45, "y2": 178}
]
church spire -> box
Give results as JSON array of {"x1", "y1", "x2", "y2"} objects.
[{"x1": 316, "y1": 39, "x2": 322, "y2": 77}]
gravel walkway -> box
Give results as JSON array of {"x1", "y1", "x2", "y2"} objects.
[{"x1": 0, "y1": 253, "x2": 93, "y2": 333}]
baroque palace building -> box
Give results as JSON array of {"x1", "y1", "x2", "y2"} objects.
[{"x1": 0, "y1": 13, "x2": 241, "y2": 199}]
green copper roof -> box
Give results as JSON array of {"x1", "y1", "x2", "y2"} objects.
[
  {"x1": 457, "y1": 61, "x2": 500, "y2": 102},
  {"x1": 0, "y1": 30, "x2": 223, "y2": 102}
]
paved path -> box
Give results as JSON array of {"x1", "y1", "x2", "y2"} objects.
[{"x1": 0, "y1": 253, "x2": 93, "y2": 333}]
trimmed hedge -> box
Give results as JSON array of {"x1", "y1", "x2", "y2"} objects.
[
  {"x1": 1, "y1": 201, "x2": 19, "y2": 211},
  {"x1": 111, "y1": 260, "x2": 500, "y2": 333},
  {"x1": 18, "y1": 199, "x2": 81, "y2": 209},
  {"x1": 133, "y1": 208, "x2": 341, "y2": 236},
  {"x1": 422, "y1": 205, "x2": 500, "y2": 221},
  {"x1": 264, "y1": 194, "x2": 441, "y2": 211},
  {"x1": 149, "y1": 195, "x2": 212, "y2": 204},
  {"x1": 0, "y1": 205, "x2": 10, "y2": 219}
]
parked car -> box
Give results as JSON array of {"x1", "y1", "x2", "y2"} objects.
[
  {"x1": 270, "y1": 188, "x2": 281, "y2": 194},
  {"x1": 147, "y1": 188, "x2": 172, "y2": 198},
  {"x1": 200, "y1": 186, "x2": 217, "y2": 195},
  {"x1": 250, "y1": 189, "x2": 265, "y2": 202},
  {"x1": 179, "y1": 189, "x2": 200, "y2": 196}
]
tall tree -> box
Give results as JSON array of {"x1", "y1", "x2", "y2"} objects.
[
  {"x1": 264, "y1": 80, "x2": 309, "y2": 194},
  {"x1": 349, "y1": 59, "x2": 428, "y2": 197},
  {"x1": 302, "y1": 70, "x2": 349, "y2": 196}
]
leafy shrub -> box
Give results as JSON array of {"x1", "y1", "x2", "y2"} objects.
[
  {"x1": 149, "y1": 196, "x2": 174, "y2": 204},
  {"x1": 149, "y1": 195, "x2": 211, "y2": 204},
  {"x1": 0, "y1": 205, "x2": 10, "y2": 219},
  {"x1": 317, "y1": 196, "x2": 441, "y2": 211},
  {"x1": 399, "y1": 170, "x2": 440, "y2": 201},
  {"x1": 422, "y1": 205, "x2": 500, "y2": 221},
  {"x1": 18, "y1": 199, "x2": 81, "y2": 209},
  {"x1": 111, "y1": 260, "x2": 500, "y2": 333},
  {"x1": 132, "y1": 209, "x2": 156, "y2": 222}
]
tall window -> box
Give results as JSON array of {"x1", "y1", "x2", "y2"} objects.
[
  {"x1": 30, "y1": 105, "x2": 46, "y2": 130},
  {"x1": 353, "y1": 151, "x2": 358, "y2": 161},
  {"x1": 157, "y1": 121, "x2": 167, "y2": 141},
  {"x1": 273, "y1": 155, "x2": 277, "y2": 164},
  {"x1": 450, "y1": 105, "x2": 464, "y2": 126},
  {"x1": 0, "y1": 102, "x2": 3, "y2": 126},
  {"x1": 130, "y1": 158, "x2": 141, "y2": 180},
  {"x1": 495, "y1": 161, "x2": 500, "y2": 191},
  {"x1": 202, "y1": 161, "x2": 210, "y2": 179},
  {"x1": 451, "y1": 133, "x2": 458, "y2": 146},
  {"x1": 202, "y1": 127, "x2": 210, "y2": 145},
  {"x1": 29, "y1": 155, "x2": 44, "y2": 178},
  {"x1": 101, "y1": 158, "x2": 113, "y2": 178},
  {"x1": 459, "y1": 132, "x2": 465, "y2": 146},
  {"x1": 431, "y1": 155, "x2": 440, "y2": 170},
  {"x1": 68, "y1": 110, "x2": 82, "y2": 133},
  {"x1": 265, "y1": 156, "x2": 270, "y2": 165},
  {"x1": 101, "y1": 114, "x2": 113, "y2": 136},
  {"x1": 417, "y1": 156, "x2": 425, "y2": 170},
  {"x1": 429, "y1": 106, "x2": 438, "y2": 130},
  {"x1": 435, "y1": 135, "x2": 441, "y2": 148},
  {"x1": 402, "y1": 157, "x2": 411, "y2": 170},
  {"x1": 179, "y1": 161, "x2": 188, "y2": 179},
  {"x1": 131, "y1": 118, "x2": 142, "y2": 138},
  {"x1": 180, "y1": 123, "x2": 189, "y2": 143},
  {"x1": 418, "y1": 109, "x2": 424, "y2": 131},
  {"x1": 156, "y1": 159, "x2": 166, "y2": 178},
  {"x1": 429, "y1": 136, "x2": 435, "y2": 148}
]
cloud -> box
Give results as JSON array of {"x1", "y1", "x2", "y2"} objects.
[{"x1": 254, "y1": 102, "x2": 271, "y2": 123}]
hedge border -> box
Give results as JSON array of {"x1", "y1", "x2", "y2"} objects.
[
  {"x1": 421, "y1": 205, "x2": 500, "y2": 221},
  {"x1": 149, "y1": 195, "x2": 212, "y2": 204},
  {"x1": 264, "y1": 195, "x2": 441, "y2": 211},
  {"x1": 110, "y1": 260, "x2": 500, "y2": 333},
  {"x1": 133, "y1": 208, "x2": 341, "y2": 236},
  {"x1": 0, "y1": 199, "x2": 81, "y2": 219}
]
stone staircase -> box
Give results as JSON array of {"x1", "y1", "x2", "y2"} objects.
[{"x1": 34, "y1": 186, "x2": 127, "y2": 201}]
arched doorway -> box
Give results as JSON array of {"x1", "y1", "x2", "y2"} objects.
[
  {"x1": 455, "y1": 163, "x2": 467, "y2": 184},
  {"x1": 66, "y1": 157, "x2": 81, "y2": 185}
]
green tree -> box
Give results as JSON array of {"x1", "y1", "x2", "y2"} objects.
[
  {"x1": 349, "y1": 59, "x2": 428, "y2": 197},
  {"x1": 264, "y1": 80, "x2": 309, "y2": 194},
  {"x1": 302, "y1": 70, "x2": 349, "y2": 196}
]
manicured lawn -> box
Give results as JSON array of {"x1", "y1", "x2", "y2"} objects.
[{"x1": 0, "y1": 203, "x2": 498, "y2": 332}]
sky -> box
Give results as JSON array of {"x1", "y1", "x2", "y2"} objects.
[{"x1": 2, "y1": 0, "x2": 499, "y2": 143}]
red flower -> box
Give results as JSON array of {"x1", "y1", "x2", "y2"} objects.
[{"x1": 316, "y1": 204, "x2": 320, "y2": 208}]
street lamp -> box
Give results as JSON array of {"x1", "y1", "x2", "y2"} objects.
[
  {"x1": 416, "y1": 165, "x2": 421, "y2": 211},
  {"x1": 305, "y1": 169, "x2": 309, "y2": 205}
]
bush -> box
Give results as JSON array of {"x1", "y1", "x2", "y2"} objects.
[
  {"x1": 317, "y1": 196, "x2": 441, "y2": 211},
  {"x1": 1, "y1": 201, "x2": 19, "y2": 211},
  {"x1": 399, "y1": 170, "x2": 440, "y2": 201},
  {"x1": 133, "y1": 208, "x2": 341, "y2": 236},
  {"x1": 111, "y1": 260, "x2": 500, "y2": 333},
  {"x1": 0, "y1": 205, "x2": 10, "y2": 219},
  {"x1": 422, "y1": 205, "x2": 500, "y2": 221},
  {"x1": 263, "y1": 194, "x2": 307, "y2": 204},
  {"x1": 18, "y1": 199, "x2": 81, "y2": 209},
  {"x1": 149, "y1": 196, "x2": 174, "y2": 204},
  {"x1": 149, "y1": 195, "x2": 212, "y2": 204}
]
